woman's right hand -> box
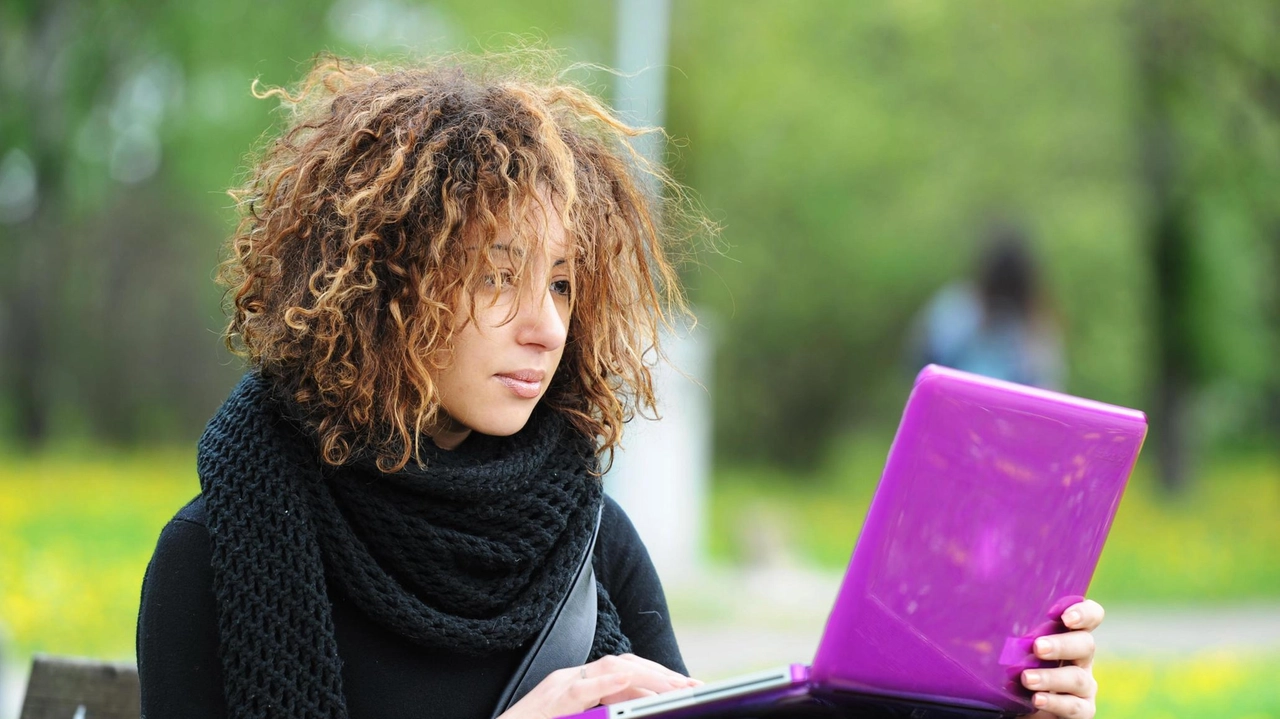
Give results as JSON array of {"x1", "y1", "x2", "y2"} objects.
[{"x1": 500, "y1": 653, "x2": 701, "y2": 719}]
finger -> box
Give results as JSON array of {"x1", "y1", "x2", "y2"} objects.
[
  {"x1": 1022, "y1": 665, "x2": 1097, "y2": 698},
  {"x1": 1061, "y1": 599, "x2": 1104, "y2": 631},
  {"x1": 565, "y1": 673, "x2": 632, "y2": 708},
  {"x1": 584, "y1": 664, "x2": 691, "y2": 695},
  {"x1": 613, "y1": 654, "x2": 699, "y2": 684},
  {"x1": 617, "y1": 671, "x2": 696, "y2": 694},
  {"x1": 1033, "y1": 630, "x2": 1096, "y2": 665},
  {"x1": 600, "y1": 686, "x2": 658, "y2": 705},
  {"x1": 591, "y1": 655, "x2": 697, "y2": 690},
  {"x1": 1030, "y1": 691, "x2": 1096, "y2": 719}
]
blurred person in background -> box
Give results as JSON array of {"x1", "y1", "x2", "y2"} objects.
[
  {"x1": 910, "y1": 221, "x2": 1065, "y2": 390},
  {"x1": 136, "y1": 53, "x2": 1105, "y2": 719}
]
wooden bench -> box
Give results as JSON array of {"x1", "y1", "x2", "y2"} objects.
[{"x1": 19, "y1": 655, "x2": 139, "y2": 719}]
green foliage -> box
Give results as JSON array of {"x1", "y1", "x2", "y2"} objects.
[
  {"x1": 0, "y1": 447, "x2": 197, "y2": 660},
  {"x1": 664, "y1": 0, "x2": 1280, "y2": 466},
  {"x1": 1095, "y1": 652, "x2": 1280, "y2": 719},
  {"x1": 668, "y1": 1, "x2": 1157, "y2": 464},
  {"x1": 2, "y1": 1, "x2": 1278, "y2": 472},
  {"x1": 1, "y1": 446, "x2": 1276, "y2": 718},
  {"x1": 710, "y1": 448, "x2": 1280, "y2": 603},
  {"x1": 0, "y1": 0, "x2": 617, "y2": 445}
]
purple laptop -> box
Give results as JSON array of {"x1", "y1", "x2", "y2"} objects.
[{"x1": 558, "y1": 365, "x2": 1147, "y2": 719}]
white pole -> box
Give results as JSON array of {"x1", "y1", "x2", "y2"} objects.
[
  {"x1": 613, "y1": 0, "x2": 671, "y2": 188},
  {"x1": 606, "y1": 0, "x2": 711, "y2": 585}
]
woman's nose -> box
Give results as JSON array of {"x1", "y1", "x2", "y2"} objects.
[{"x1": 514, "y1": 288, "x2": 567, "y2": 351}]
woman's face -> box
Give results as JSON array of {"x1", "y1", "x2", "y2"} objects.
[{"x1": 430, "y1": 206, "x2": 573, "y2": 449}]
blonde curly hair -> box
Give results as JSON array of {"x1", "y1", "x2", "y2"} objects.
[{"x1": 220, "y1": 51, "x2": 704, "y2": 471}]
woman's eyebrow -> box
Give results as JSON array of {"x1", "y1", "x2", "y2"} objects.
[{"x1": 488, "y1": 244, "x2": 568, "y2": 267}]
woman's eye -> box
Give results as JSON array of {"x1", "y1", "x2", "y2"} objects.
[
  {"x1": 484, "y1": 271, "x2": 515, "y2": 289},
  {"x1": 551, "y1": 279, "x2": 572, "y2": 296}
]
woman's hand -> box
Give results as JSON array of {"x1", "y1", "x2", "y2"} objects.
[
  {"x1": 500, "y1": 653, "x2": 700, "y2": 719},
  {"x1": 1021, "y1": 599, "x2": 1104, "y2": 719}
]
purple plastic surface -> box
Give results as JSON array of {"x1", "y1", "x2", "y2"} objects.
[
  {"x1": 811, "y1": 365, "x2": 1146, "y2": 714},
  {"x1": 558, "y1": 708, "x2": 609, "y2": 719}
]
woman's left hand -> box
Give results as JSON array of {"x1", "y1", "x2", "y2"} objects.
[{"x1": 1021, "y1": 598, "x2": 1104, "y2": 719}]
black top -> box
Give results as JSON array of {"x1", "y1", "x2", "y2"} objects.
[{"x1": 137, "y1": 494, "x2": 685, "y2": 719}]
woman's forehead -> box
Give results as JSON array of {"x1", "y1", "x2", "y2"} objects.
[{"x1": 475, "y1": 200, "x2": 573, "y2": 260}]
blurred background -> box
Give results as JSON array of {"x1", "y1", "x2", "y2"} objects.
[{"x1": 2, "y1": 0, "x2": 1278, "y2": 717}]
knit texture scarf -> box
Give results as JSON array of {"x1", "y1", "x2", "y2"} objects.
[{"x1": 196, "y1": 373, "x2": 631, "y2": 719}]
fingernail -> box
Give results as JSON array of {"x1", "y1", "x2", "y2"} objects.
[
  {"x1": 1024, "y1": 672, "x2": 1041, "y2": 688},
  {"x1": 1034, "y1": 693, "x2": 1048, "y2": 708},
  {"x1": 1064, "y1": 610, "x2": 1081, "y2": 626},
  {"x1": 1034, "y1": 638, "x2": 1052, "y2": 656}
]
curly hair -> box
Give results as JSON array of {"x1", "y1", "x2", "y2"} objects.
[{"x1": 220, "y1": 51, "x2": 705, "y2": 471}]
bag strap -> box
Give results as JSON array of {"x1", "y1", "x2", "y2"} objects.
[{"x1": 491, "y1": 505, "x2": 603, "y2": 718}]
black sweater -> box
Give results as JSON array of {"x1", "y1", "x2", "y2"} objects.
[{"x1": 137, "y1": 494, "x2": 685, "y2": 719}]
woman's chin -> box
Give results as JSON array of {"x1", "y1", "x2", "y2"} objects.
[{"x1": 468, "y1": 408, "x2": 538, "y2": 438}]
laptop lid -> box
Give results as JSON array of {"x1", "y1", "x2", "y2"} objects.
[{"x1": 811, "y1": 365, "x2": 1146, "y2": 714}]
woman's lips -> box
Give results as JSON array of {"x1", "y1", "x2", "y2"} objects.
[{"x1": 495, "y1": 373, "x2": 543, "y2": 399}]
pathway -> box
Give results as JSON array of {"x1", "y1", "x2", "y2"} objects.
[{"x1": 666, "y1": 567, "x2": 1280, "y2": 679}]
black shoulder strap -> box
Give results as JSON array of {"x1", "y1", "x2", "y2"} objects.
[{"x1": 491, "y1": 506, "x2": 603, "y2": 718}]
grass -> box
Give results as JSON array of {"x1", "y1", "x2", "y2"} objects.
[
  {"x1": 1094, "y1": 651, "x2": 1280, "y2": 718},
  {"x1": 0, "y1": 443, "x2": 1277, "y2": 718},
  {"x1": 709, "y1": 439, "x2": 1280, "y2": 604},
  {"x1": 0, "y1": 447, "x2": 198, "y2": 660}
]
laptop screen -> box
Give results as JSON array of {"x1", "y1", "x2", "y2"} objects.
[{"x1": 811, "y1": 365, "x2": 1145, "y2": 714}]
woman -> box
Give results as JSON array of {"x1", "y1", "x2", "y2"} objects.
[
  {"x1": 912, "y1": 221, "x2": 1065, "y2": 391},
  {"x1": 137, "y1": 53, "x2": 1104, "y2": 719}
]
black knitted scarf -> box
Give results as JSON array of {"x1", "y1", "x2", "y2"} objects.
[{"x1": 196, "y1": 373, "x2": 630, "y2": 719}]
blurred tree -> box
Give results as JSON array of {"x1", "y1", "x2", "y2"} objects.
[
  {"x1": 1, "y1": 0, "x2": 1276, "y2": 479},
  {"x1": 1134, "y1": 0, "x2": 1280, "y2": 492},
  {"x1": 0, "y1": 0, "x2": 614, "y2": 448},
  {"x1": 1, "y1": 0, "x2": 74, "y2": 444},
  {"x1": 668, "y1": 0, "x2": 1148, "y2": 467},
  {"x1": 661, "y1": 0, "x2": 1280, "y2": 479},
  {"x1": 0, "y1": 0, "x2": 302, "y2": 445}
]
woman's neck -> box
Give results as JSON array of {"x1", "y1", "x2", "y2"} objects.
[{"x1": 428, "y1": 413, "x2": 472, "y2": 450}]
